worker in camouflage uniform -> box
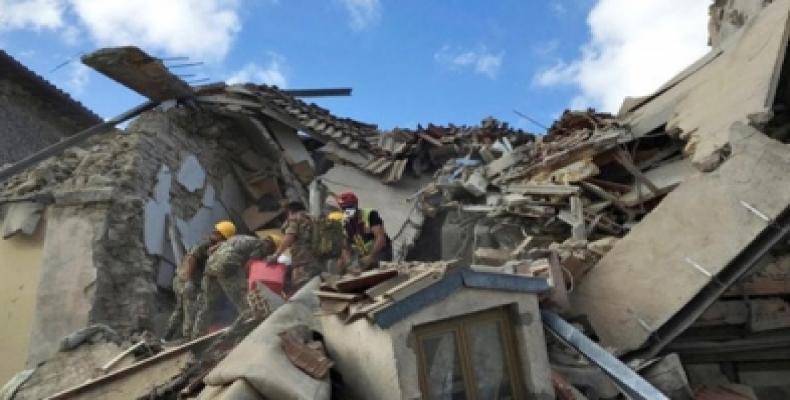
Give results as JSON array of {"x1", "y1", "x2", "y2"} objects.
[
  {"x1": 165, "y1": 220, "x2": 236, "y2": 340},
  {"x1": 192, "y1": 234, "x2": 274, "y2": 337},
  {"x1": 268, "y1": 201, "x2": 319, "y2": 293}
]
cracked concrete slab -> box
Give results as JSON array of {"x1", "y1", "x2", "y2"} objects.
[
  {"x1": 570, "y1": 123, "x2": 790, "y2": 353},
  {"x1": 621, "y1": 0, "x2": 790, "y2": 171}
]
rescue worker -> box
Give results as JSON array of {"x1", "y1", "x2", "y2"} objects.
[
  {"x1": 192, "y1": 234, "x2": 274, "y2": 337},
  {"x1": 268, "y1": 201, "x2": 318, "y2": 293},
  {"x1": 165, "y1": 220, "x2": 235, "y2": 340},
  {"x1": 335, "y1": 191, "x2": 392, "y2": 272}
]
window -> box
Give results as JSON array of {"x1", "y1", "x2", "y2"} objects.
[{"x1": 415, "y1": 307, "x2": 524, "y2": 400}]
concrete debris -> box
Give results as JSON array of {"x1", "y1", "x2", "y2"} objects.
[
  {"x1": 1, "y1": 201, "x2": 43, "y2": 239},
  {"x1": 81, "y1": 46, "x2": 193, "y2": 101},
  {"x1": 7, "y1": 10, "x2": 790, "y2": 396}
]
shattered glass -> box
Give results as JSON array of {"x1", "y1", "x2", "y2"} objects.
[
  {"x1": 421, "y1": 331, "x2": 467, "y2": 400},
  {"x1": 468, "y1": 320, "x2": 514, "y2": 399}
]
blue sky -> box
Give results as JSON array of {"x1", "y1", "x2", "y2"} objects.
[{"x1": 0, "y1": 0, "x2": 711, "y2": 132}]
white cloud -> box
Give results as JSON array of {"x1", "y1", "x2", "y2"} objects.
[
  {"x1": 2, "y1": 1, "x2": 242, "y2": 61},
  {"x1": 60, "y1": 24, "x2": 80, "y2": 45},
  {"x1": 533, "y1": 0, "x2": 710, "y2": 112},
  {"x1": 533, "y1": 39, "x2": 560, "y2": 57},
  {"x1": 64, "y1": 61, "x2": 89, "y2": 95},
  {"x1": 339, "y1": 0, "x2": 381, "y2": 31},
  {"x1": 0, "y1": 0, "x2": 65, "y2": 30},
  {"x1": 68, "y1": 0, "x2": 241, "y2": 61},
  {"x1": 434, "y1": 45, "x2": 504, "y2": 78},
  {"x1": 226, "y1": 54, "x2": 287, "y2": 87}
]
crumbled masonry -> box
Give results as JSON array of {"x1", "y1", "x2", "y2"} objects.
[{"x1": 3, "y1": 1, "x2": 790, "y2": 398}]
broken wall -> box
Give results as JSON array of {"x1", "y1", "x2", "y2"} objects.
[
  {"x1": 708, "y1": 0, "x2": 770, "y2": 48},
  {"x1": 0, "y1": 105, "x2": 275, "y2": 369}
]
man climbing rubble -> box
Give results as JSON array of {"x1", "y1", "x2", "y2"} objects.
[
  {"x1": 165, "y1": 220, "x2": 236, "y2": 340},
  {"x1": 192, "y1": 233, "x2": 274, "y2": 337},
  {"x1": 336, "y1": 191, "x2": 392, "y2": 272},
  {"x1": 268, "y1": 201, "x2": 319, "y2": 293}
]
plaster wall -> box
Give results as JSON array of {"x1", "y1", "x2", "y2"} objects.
[
  {"x1": 0, "y1": 220, "x2": 44, "y2": 384},
  {"x1": 27, "y1": 206, "x2": 106, "y2": 366}
]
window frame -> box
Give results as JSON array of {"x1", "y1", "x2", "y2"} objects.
[{"x1": 414, "y1": 306, "x2": 525, "y2": 400}]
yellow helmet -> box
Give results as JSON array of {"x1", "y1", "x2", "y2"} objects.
[
  {"x1": 267, "y1": 232, "x2": 284, "y2": 248},
  {"x1": 214, "y1": 220, "x2": 237, "y2": 239},
  {"x1": 327, "y1": 211, "x2": 344, "y2": 222}
]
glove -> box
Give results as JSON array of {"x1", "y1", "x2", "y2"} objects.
[{"x1": 266, "y1": 254, "x2": 279, "y2": 264}]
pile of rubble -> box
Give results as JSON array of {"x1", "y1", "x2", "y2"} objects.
[
  {"x1": 6, "y1": 1, "x2": 790, "y2": 398},
  {"x1": 413, "y1": 109, "x2": 682, "y2": 275}
]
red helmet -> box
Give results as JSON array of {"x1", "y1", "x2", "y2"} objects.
[{"x1": 337, "y1": 191, "x2": 359, "y2": 208}]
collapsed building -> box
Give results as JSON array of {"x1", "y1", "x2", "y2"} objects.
[{"x1": 3, "y1": 0, "x2": 790, "y2": 399}]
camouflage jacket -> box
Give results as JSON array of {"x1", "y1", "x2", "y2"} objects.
[
  {"x1": 176, "y1": 237, "x2": 212, "y2": 282},
  {"x1": 282, "y1": 212, "x2": 317, "y2": 267},
  {"x1": 206, "y1": 235, "x2": 272, "y2": 276}
]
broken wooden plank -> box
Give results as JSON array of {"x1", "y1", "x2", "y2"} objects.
[
  {"x1": 619, "y1": 159, "x2": 696, "y2": 207},
  {"x1": 333, "y1": 268, "x2": 399, "y2": 293},
  {"x1": 417, "y1": 133, "x2": 443, "y2": 147},
  {"x1": 614, "y1": 150, "x2": 660, "y2": 194},
  {"x1": 383, "y1": 270, "x2": 444, "y2": 302},
  {"x1": 314, "y1": 290, "x2": 364, "y2": 302},
  {"x1": 505, "y1": 183, "x2": 579, "y2": 196}
]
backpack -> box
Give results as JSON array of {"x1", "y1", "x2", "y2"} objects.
[{"x1": 310, "y1": 217, "x2": 345, "y2": 258}]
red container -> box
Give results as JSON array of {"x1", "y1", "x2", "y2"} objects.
[{"x1": 247, "y1": 260, "x2": 287, "y2": 294}]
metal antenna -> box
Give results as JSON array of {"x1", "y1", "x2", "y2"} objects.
[
  {"x1": 166, "y1": 62, "x2": 204, "y2": 68},
  {"x1": 157, "y1": 56, "x2": 189, "y2": 61},
  {"x1": 513, "y1": 109, "x2": 549, "y2": 131},
  {"x1": 49, "y1": 52, "x2": 85, "y2": 73}
]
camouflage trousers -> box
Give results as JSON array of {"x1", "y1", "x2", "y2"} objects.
[
  {"x1": 165, "y1": 277, "x2": 198, "y2": 340},
  {"x1": 192, "y1": 266, "x2": 250, "y2": 338},
  {"x1": 288, "y1": 261, "x2": 323, "y2": 294}
]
